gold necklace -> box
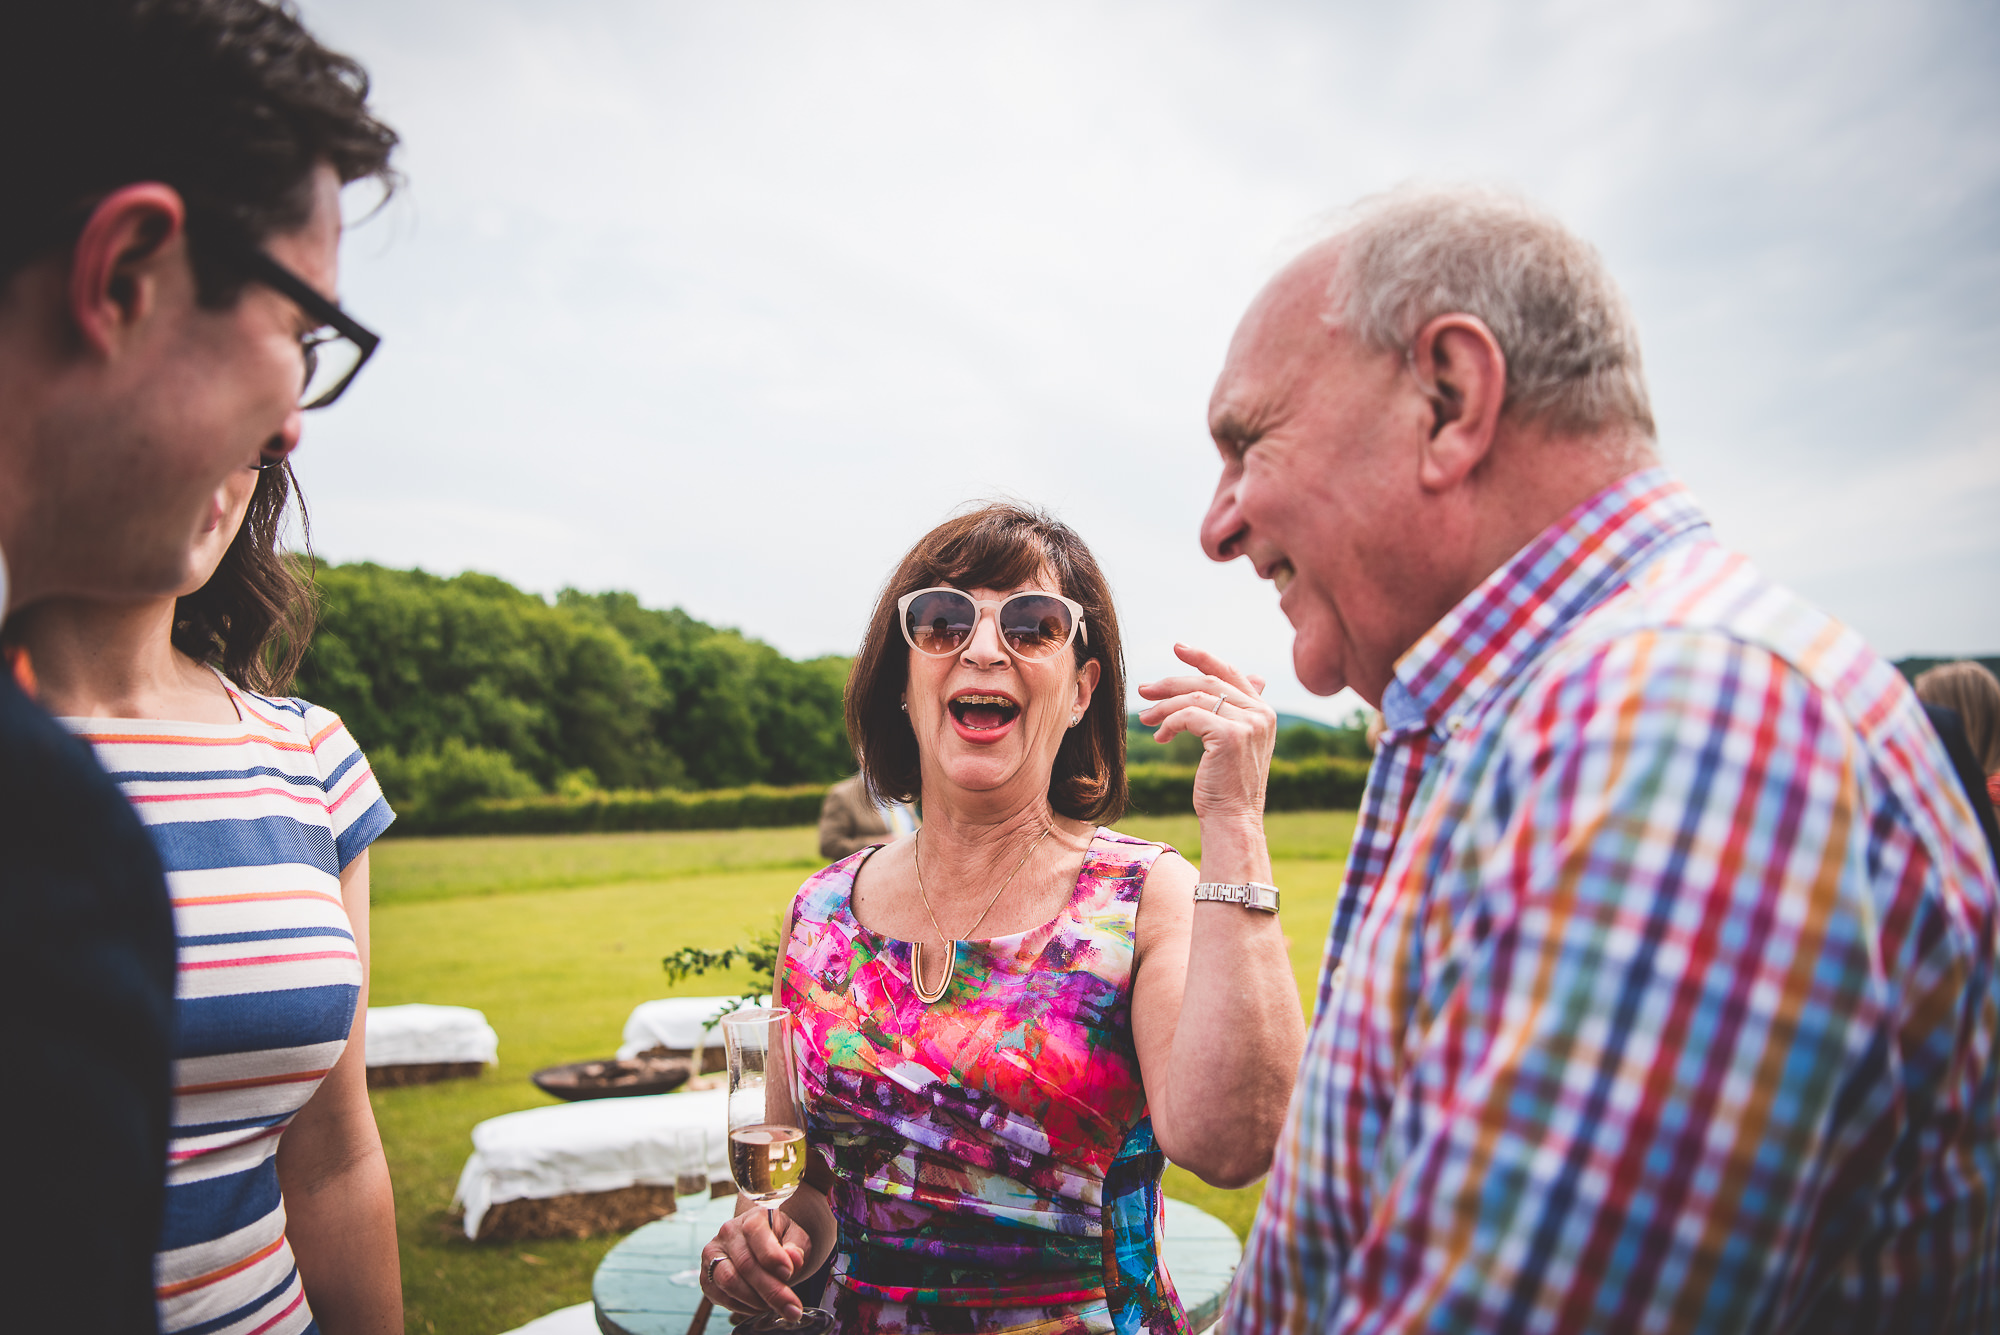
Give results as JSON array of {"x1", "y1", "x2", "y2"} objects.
[{"x1": 910, "y1": 822, "x2": 1054, "y2": 1004}]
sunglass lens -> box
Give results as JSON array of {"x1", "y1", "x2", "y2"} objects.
[
  {"x1": 906, "y1": 590, "x2": 977, "y2": 655},
  {"x1": 999, "y1": 595, "x2": 1074, "y2": 659}
]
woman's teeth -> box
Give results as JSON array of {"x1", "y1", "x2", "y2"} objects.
[{"x1": 949, "y1": 694, "x2": 1019, "y2": 730}]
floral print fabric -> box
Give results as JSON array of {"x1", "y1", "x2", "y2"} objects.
[{"x1": 780, "y1": 828, "x2": 1190, "y2": 1335}]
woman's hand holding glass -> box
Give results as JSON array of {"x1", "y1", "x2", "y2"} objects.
[{"x1": 700, "y1": 1008, "x2": 831, "y2": 1331}]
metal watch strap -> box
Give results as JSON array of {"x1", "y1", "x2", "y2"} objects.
[{"x1": 1191, "y1": 880, "x2": 1280, "y2": 913}]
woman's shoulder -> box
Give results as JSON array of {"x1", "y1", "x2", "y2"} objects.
[
  {"x1": 1091, "y1": 825, "x2": 1180, "y2": 869},
  {"x1": 792, "y1": 846, "x2": 872, "y2": 924},
  {"x1": 229, "y1": 683, "x2": 363, "y2": 758}
]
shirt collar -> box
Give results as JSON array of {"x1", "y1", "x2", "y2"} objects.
[{"x1": 1389, "y1": 465, "x2": 1711, "y2": 736}]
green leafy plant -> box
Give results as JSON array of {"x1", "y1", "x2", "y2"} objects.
[{"x1": 662, "y1": 916, "x2": 784, "y2": 1023}]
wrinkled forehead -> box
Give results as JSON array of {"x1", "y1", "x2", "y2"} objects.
[{"x1": 1210, "y1": 244, "x2": 1347, "y2": 431}]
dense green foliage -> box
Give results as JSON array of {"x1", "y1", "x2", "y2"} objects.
[
  {"x1": 400, "y1": 756, "x2": 1370, "y2": 836},
  {"x1": 1125, "y1": 756, "x2": 1371, "y2": 816},
  {"x1": 1125, "y1": 711, "x2": 1372, "y2": 767},
  {"x1": 294, "y1": 564, "x2": 855, "y2": 821},
  {"x1": 404, "y1": 783, "x2": 830, "y2": 837}
]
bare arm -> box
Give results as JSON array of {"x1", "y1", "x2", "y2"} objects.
[
  {"x1": 276, "y1": 849, "x2": 402, "y2": 1334},
  {"x1": 1132, "y1": 645, "x2": 1306, "y2": 1187}
]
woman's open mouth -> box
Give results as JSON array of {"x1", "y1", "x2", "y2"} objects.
[{"x1": 948, "y1": 692, "x2": 1021, "y2": 737}]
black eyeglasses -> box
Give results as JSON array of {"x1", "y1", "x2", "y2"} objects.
[{"x1": 234, "y1": 247, "x2": 380, "y2": 412}]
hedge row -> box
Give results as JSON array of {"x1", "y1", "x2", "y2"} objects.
[
  {"x1": 401, "y1": 783, "x2": 830, "y2": 836},
  {"x1": 1125, "y1": 756, "x2": 1372, "y2": 816},
  {"x1": 399, "y1": 755, "x2": 1374, "y2": 836}
]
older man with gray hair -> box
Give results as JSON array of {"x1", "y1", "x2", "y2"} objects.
[{"x1": 1198, "y1": 189, "x2": 1999, "y2": 1333}]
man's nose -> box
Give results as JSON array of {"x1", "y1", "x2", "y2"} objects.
[
  {"x1": 1200, "y1": 469, "x2": 1247, "y2": 563},
  {"x1": 960, "y1": 609, "x2": 1010, "y2": 667}
]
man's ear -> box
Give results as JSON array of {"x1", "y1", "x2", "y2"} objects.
[
  {"x1": 67, "y1": 183, "x2": 188, "y2": 357},
  {"x1": 1409, "y1": 313, "x2": 1506, "y2": 492}
]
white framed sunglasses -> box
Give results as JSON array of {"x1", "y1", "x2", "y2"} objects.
[{"x1": 896, "y1": 587, "x2": 1089, "y2": 662}]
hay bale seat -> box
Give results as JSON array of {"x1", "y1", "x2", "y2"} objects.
[
  {"x1": 617, "y1": 996, "x2": 766, "y2": 1073},
  {"x1": 454, "y1": 1088, "x2": 732, "y2": 1242},
  {"x1": 366, "y1": 1004, "x2": 498, "y2": 1089}
]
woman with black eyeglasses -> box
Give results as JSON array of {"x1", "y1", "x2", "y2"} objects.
[
  {"x1": 2, "y1": 451, "x2": 402, "y2": 1334},
  {"x1": 697, "y1": 502, "x2": 1305, "y2": 1335}
]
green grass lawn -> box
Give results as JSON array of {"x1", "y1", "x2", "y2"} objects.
[{"x1": 369, "y1": 811, "x2": 1355, "y2": 1333}]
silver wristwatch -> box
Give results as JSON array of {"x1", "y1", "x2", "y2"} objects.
[{"x1": 1192, "y1": 881, "x2": 1280, "y2": 913}]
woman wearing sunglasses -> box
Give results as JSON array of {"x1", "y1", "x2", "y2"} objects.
[{"x1": 699, "y1": 502, "x2": 1305, "y2": 1335}]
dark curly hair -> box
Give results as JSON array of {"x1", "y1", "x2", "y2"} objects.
[
  {"x1": 0, "y1": 0, "x2": 400, "y2": 301},
  {"x1": 847, "y1": 503, "x2": 1129, "y2": 825},
  {"x1": 170, "y1": 465, "x2": 315, "y2": 695},
  {"x1": 0, "y1": 0, "x2": 392, "y2": 690}
]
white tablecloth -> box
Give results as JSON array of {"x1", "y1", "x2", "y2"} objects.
[
  {"x1": 364, "y1": 1004, "x2": 499, "y2": 1068},
  {"x1": 616, "y1": 995, "x2": 765, "y2": 1059},
  {"x1": 452, "y1": 1087, "x2": 731, "y2": 1239}
]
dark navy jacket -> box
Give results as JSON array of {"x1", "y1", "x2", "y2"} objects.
[{"x1": 0, "y1": 666, "x2": 174, "y2": 1332}]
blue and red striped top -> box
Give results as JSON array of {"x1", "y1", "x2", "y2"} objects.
[
  {"x1": 66, "y1": 675, "x2": 393, "y2": 1335},
  {"x1": 1224, "y1": 467, "x2": 2000, "y2": 1334}
]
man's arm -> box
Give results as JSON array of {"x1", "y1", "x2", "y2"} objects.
[{"x1": 1327, "y1": 631, "x2": 1938, "y2": 1334}]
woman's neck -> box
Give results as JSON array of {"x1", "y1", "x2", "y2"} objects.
[
  {"x1": 10, "y1": 596, "x2": 239, "y2": 723},
  {"x1": 912, "y1": 785, "x2": 1091, "y2": 884}
]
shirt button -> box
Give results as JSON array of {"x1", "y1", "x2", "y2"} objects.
[
  {"x1": 1447, "y1": 716, "x2": 1465, "y2": 735},
  {"x1": 1330, "y1": 964, "x2": 1348, "y2": 990}
]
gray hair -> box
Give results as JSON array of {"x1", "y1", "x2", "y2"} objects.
[{"x1": 1319, "y1": 186, "x2": 1655, "y2": 440}]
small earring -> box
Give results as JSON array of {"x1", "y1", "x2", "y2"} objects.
[
  {"x1": 1069, "y1": 715, "x2": 1080, "y2": 727},
  {"x1": 900, "y1": 702, "x2": 909, "y2": 712}
]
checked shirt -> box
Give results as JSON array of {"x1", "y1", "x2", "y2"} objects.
[{"x1": 1222, "y1": 468, "x2": 2000, "y2": 1334}]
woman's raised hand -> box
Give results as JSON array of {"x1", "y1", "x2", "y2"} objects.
[
  {"x1": 1134, "y1": 643, "x2": 1277, "y2": 829},
  {"x1": 699, "y1": 1207, "x2": 811, "y2": 1322}
]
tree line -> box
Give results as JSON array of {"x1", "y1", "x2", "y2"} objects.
[{"x1": 294, "y1": 563, "x2": 854, "y2": 816}]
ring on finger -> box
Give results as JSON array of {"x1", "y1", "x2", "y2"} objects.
[
  {"x1": 704, "y1": 1253, "x2": 727, "y2": 1287},
  {"x1": 1211, "y1": 691, "x2": 1228, "y2": 714}
]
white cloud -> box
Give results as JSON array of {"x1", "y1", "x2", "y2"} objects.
[{"x1": 293, "y1": 0, "x2": 2000, "y2": 723}]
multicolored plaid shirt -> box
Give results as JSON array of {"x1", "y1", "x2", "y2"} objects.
[{"x1": 1223, "y1": 467, "x2": 2000, "y2": 1334}]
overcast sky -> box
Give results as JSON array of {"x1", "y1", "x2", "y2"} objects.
[{"x1": 294, "y1": 0, "x2": 2000, "y2": 724}]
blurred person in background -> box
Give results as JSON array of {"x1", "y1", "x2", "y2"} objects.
[
  {"x1": 818, "y1": 771, "x2": 919, "y2": 861},
  {"x1": 1201, "y1": 186, "x2": 1999, "y2": 1333},
  {"x1": 1916, "y1": 660, "x2": 2000, "y2": 802},
  {"x1": 0, "y1": 1, "x2": 401, "y2": 1330},
  {"x1": 700, "y1": 503, "x2": 1305, "y2": 1334},
  {"x1": 1915, "y1": 660, "x2": 2000, "y2": 867}
]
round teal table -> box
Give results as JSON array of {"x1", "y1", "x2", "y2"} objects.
[{"x1": 593, "y1": 1194, "x2": 1242, "y2": 1334}]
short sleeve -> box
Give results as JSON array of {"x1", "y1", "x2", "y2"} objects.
[{"x1": 302, "y1": 703, "x2": 395, "y2": 870}]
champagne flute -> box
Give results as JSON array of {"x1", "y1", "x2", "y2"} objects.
[
  {"x1": 721, "y1": 1008, "x2": 830, "y2": 1334},
  {"x1": 673, "y1": 1126, "x2": 710, "y2": 1201}
]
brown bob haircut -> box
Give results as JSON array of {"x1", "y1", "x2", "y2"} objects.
[{"x1": 847, "y1": 503, "x2": 1128, "y2": 825}]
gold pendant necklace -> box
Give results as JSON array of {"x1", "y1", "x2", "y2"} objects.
[{"x1": 911, "y1": 822, "x2": 1053, "y2": 1005}]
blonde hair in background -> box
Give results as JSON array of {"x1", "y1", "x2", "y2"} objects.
[
  {"x1": 1915, "y1": 661, "x2": 2000, "y2": 774},
  {"x1": 1319, "y1": 185, "x2": 1656, "y2": 442}
]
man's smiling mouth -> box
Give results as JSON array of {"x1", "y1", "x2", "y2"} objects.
[{"x1": 949, "y1": 693, "x2": 1020, "y2": 731}]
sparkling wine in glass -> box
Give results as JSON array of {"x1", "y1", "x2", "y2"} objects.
[{"x1": 721, "y1": 1008, "x2": 831, "y2": 1334}]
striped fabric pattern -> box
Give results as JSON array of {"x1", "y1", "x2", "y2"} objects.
[
  {"x1": 1223, "y1": 468, "x2": 2000, "y2": 1334},
  {"x1": 66, "y1": 677, "x2": 393, "y2": 1335}
]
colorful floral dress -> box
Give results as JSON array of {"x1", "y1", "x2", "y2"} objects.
[{"x1": 780, "y1": 828, "x2": 1191, "y2": 1335}]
